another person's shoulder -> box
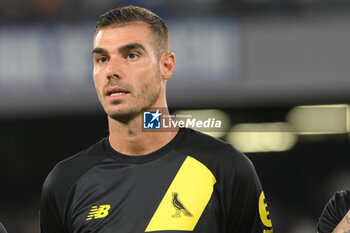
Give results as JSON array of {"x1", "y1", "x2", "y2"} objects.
[
  {"x1": 42, "y1": 138, "x2": 108, "y2": 196},
  {"x1": 325, "y1": 190, "x2": 350, "y2": 215},
  {"x1": 328, "y1": 190, "x2": 350, "y2": 216},
  {"x1": 178, "y1": 128, "x2": 254, "y2": 174},
  {"x1": 334, "y1": 190, "x2": 350, "y2": 204},
  {"x1": 318, "y1": 190, "x2": 350, "y2": 233},
  {"x1": 0, "y1": 223, "x2": 7, "y2": 233}
]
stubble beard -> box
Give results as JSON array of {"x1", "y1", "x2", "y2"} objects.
[{"x1": 105, "y1": 84, "x2": 162, "y2": 124}]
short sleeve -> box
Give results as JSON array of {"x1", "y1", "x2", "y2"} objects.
[
  {"x1": 218, "y1": 146, "x2": 273, "y2": 233},
  {"x1": 39, "y1": 139, "x2": 108, "y2": 233},
  {"x1": 40, "y1": 170, "x2": 67, "y2": 233}
]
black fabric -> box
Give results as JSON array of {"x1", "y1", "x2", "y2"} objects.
[
  {"x1": 317, "y1": 190, "x2": 350, "y2": 233},
  {"x1": 40, "y1": 127, "x2": 272, "y2": 233},
  {"x1": 0, "y1": 223, "x2": 7, "y2": 233},
  {"x1": 40, "y1": 139, "x2": 110, "y2": 233}
]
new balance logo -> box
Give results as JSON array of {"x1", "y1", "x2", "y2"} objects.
[{"x1": 86, "y1": 205, "x2": 111, "y2": 221}]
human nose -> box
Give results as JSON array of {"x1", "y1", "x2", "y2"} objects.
[{"x1": 106, "y1": 56, "x2": 121, "y2": 79}]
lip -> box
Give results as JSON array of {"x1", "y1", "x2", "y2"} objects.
[{"x1": 105, "y1": 86, "x2": 130, "y2": 100}]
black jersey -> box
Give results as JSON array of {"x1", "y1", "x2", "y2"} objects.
[
  {"x1": 40, "y1": 128, "x2": 273, "y2": 233},
  {"x1": 317, "y1": 190, "x2": 350, "y2": 233}
]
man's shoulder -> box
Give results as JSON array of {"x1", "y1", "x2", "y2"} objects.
[
  {"x1": 182, "y1": 127, "x2": 231, "y2": 149},
  {"x1": 179, "y1": 128, "x2": 253, "y2": 173},
  {"x1": 42, "y1": 138, "x2": 108, "y2": 195}
]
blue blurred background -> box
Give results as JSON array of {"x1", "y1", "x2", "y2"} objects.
[{"x1": 1, "y1": 0, "x2": 350, "y2": 232}]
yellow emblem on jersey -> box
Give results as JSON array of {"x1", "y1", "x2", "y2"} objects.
[
  {"x1": 145, "y1": 156, "x2": 216, "y2": 232},
  {"x1": 171, "y1": 192, "x2": 193, "y2": 218},
  {"x1": 86, "y1": 205, "x2": 111, "y2": 221},
  {"x1": 259, "y1": 192, "x2": 272, "y2": 228}
]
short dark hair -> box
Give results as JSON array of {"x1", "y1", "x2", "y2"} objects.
[{"x1": 95, "y1": 6, "x2": 170, "y2": 55}]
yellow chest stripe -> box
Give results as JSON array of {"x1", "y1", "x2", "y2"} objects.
[{"x1": 145, "y1": 156, "x2": 216, "y2": 232}]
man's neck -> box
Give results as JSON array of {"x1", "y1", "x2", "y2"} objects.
[{"x1": 108, "y1": 111, "x2": 179, "y2": 156}]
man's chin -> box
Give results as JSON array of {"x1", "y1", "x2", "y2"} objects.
[{"x1": 106, "y1": 108, "x2": 139, "y2": 123}]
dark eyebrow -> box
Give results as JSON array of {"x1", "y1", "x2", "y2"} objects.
[
  {"x1": 92, "y1": 43, "x2": 146, "y2": 55},
  {"x1": 92, "y1": 47, "x2": 108, "y2": 55},
  {"x1": 118, "y1": 43, "x2": 146, "y2": 53}
]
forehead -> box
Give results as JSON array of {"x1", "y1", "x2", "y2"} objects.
[{"x1": 93, "y1": 22, "x2": 154, "y2": 49}]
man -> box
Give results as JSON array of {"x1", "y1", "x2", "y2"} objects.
[
  {"x1": 318, "y1": 190, "x2": 350, "y2": 233},
  {"x1": 40, "y1": 6, "x2": 273, "y2": 233}
]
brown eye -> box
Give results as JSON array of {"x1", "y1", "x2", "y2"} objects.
[
  {"x1": 97, "y1": 57, "x2": 107, "y2": 63},
  {"x1": 126, "y1": 53, "x2": 139, "y2": 60}
]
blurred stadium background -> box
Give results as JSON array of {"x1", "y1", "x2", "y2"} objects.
[{"x1": 1, "y1": 0, "x2": 350, "y2": 232}]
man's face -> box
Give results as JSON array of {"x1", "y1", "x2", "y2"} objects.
[{"x1": 92, "y1": 22, "x2": 163, "y2": 120}]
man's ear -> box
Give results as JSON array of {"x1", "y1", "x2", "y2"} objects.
[{"x1": 160, "y1": 52, "x2": 175, "y2": 80}]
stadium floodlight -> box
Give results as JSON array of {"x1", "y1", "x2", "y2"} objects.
[
  {"x1": 287, "y1": 104, "x2": 349, "y2": 135},
  {"x1": 226, "y1": 122, "x2": 297, "y2": 153}
]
